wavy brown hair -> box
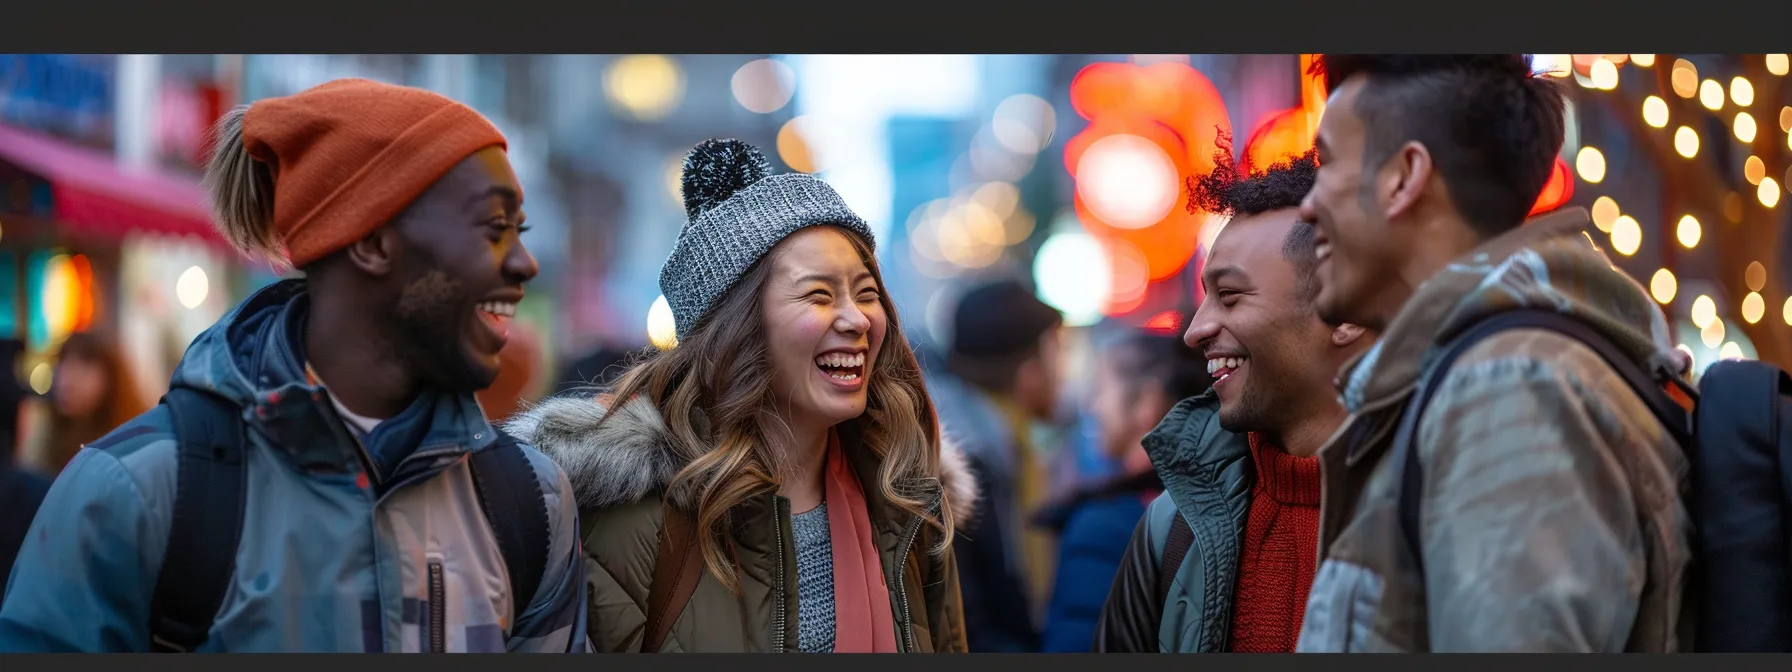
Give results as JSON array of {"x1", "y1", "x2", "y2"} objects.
[{"x1": 601, "y1": 225, "x2": 952, "y2": 592}]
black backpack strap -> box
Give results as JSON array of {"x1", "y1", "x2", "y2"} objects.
[
  {"x1": 1157, "y1": 512, "x2": 1195, "y2": 607},
  {"x1": 1393, "y1": 309, "x2": 1691, "y2": 574},
  {"x1": 149, "y1": 387, "x2": 249, "y2": 653},
  {"x1": 467, "y1": 430, "x2": 552, "y2": 627}
]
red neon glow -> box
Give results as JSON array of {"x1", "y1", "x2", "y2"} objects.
[
  {"x1": 1243, "y1": 106, "x2": 1315, "y2": 173},
  {"x1": 70, "y1": 254, "x2": 95, "y2": 332},
  {"x1": 1530, "y1": 157, "x2": 1574, "y2": 216},
  {"x1": 1074, "y1": 195, "x2": 1202, "y2": 283},
  {"x1": 1142, "y1": 310, "x2": 1182, "y2": 333}
]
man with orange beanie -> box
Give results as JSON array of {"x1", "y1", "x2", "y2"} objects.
[{"x1": 0, "y1": 79, "x2": 588, "y2": 653}]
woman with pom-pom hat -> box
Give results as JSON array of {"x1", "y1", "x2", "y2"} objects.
[{"x1": 505, "y1": 139, "x2": 974, "y2": 652}]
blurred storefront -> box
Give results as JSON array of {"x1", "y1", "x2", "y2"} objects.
[{"x1": 0, "y1": 54, "x2": 244, "y2": 404}]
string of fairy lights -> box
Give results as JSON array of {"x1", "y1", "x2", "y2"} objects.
[{"x1": 1551, "y1": 53, "x2": 1791, "y2": 367}]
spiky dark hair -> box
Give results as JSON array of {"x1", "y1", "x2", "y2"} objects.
[{"x1": 1309, "y1": 55, "x2": 1564, "y2": 238}]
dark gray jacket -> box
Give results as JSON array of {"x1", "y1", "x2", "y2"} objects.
[{"x1": 1094, "y1": 391, "x2": 1253, "y2": 652}]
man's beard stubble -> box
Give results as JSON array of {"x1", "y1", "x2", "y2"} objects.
[
  {"x1": 1217, "y1": 379, "x2": 1277, "y2": 436},
  {"x1": 393, "y1": 267, "x2": 492, "y2": 394}
]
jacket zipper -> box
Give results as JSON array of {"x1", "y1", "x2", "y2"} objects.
[
  {"x1": 890, "y1": 495, "x2": 939, "y2": 653},
  {"x1": 428, "y1": 560, "x2": 447, "y2": 653},
  {"x1": 771, "y1": 493, "x2": 789, "y2": 653}
]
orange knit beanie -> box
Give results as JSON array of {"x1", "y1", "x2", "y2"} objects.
[{"x1": 240, "y1": 78, "x2": 510, "y2": 268}]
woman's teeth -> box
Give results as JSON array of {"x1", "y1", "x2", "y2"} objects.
[
  {"x1": 478, "y1": 301, "x2": 517, "y2": 318},
  {"x1": 1206, "y1": 357, "x2": 1245, "y2": 375},
  {"x1": 816, "y1": 352, "x2": 866, "y2": 380},
  {"x1": 816, "y1": 352, "x2": 865, "y2": 368}
]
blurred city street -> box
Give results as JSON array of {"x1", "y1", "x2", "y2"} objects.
[{"x1": 0, "y1": 52, "x2": 1788, "y2": 477}]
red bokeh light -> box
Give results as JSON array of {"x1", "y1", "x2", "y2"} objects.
[
  {"x1": 1243, "y1": 106, "x2": 1315, "y2": 173},
  {"x1": 1065, "y1": 60, "x2": 1235, "y2": 303},
  {"x1": 1530, "y1": 157, "x2": 1574, "y2": 216},
  {"x1": 1142, "y1": 309, "x2": 1182, "y2": 334}
]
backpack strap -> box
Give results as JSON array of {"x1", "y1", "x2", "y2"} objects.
[
  {"x1": 149, "y1": 387, "x2": 249, "y2": 653},
  {"x1": 467, "y1": 430, "x2": 552, "y2": 628},
  {"x1": 1393, "y1": 309, "x2": 1692, "y2": 575},
  {"x1": 1157, "y1": 512, "x2": 1194, "y2": 608},
  {"x1": 641, "y1": 500, "x2": 703, "y2": 653}
]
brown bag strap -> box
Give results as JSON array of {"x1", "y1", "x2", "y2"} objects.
[{"x1": 641, "y1": 500, "x2": 703, "y2": 653}]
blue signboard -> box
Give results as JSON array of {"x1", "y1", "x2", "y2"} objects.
[
  {"x1": 885, "y1": 115, "x2": 968, "y2": 335},
  {"x1": 0, "y1": 54, "x2": 117, "y2": 146}
]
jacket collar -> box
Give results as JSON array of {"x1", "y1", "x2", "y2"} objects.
[
  {"x1": 1141, "y1": 390, "x2": 1252, "y2": 490},
  {"x1": 171, "y1": 279, "x2": 497, "y2": 478},
  {"x1": 506, "y1": 393, "x2": 980, "y2": 526}
]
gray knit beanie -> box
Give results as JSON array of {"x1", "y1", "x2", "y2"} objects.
[{"x1": 659, "y1": 138, "x2": 876, "y2": 340}]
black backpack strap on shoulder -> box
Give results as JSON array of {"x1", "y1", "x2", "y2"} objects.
[
  {"x1": 149, "y1": 387, "x2": 249, "y2": 653},
  {"x1": 467, "y1": 430, "x2": 552, "y2": 627},
  {"x1": 1157, "y1": 512, "x2": 1195, "y2": 607},
  {"x1": 1393, "y1": 309, "x2": 1691, "y2": 575}
]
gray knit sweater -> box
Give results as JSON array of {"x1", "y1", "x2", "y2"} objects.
[{"x1": 791, "y1": 503, "x2": 835, "y2": 653}]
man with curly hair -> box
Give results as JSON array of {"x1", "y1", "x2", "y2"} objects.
[{"x1": 1092, "y1": 135, "x2": 1374, "y2": 653}]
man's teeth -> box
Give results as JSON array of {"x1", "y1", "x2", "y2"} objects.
[
  {"x1": 815, "y1": 352, "x2": 866, "y2": 368},
  {"x1": 1206, "y1": 357, "x2": 1245, "y2": 374},
  {"x1": 478, "y1": 301, "x2": 517, "y2": 317}
]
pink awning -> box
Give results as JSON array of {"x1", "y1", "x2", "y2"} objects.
[{"x1": 0, "y1": 122, "x2": 223, "y2": 244}]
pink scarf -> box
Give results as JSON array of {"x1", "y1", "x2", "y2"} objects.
[{"x1": 823, "y1": 431, "x2": 900, "y2": 653}]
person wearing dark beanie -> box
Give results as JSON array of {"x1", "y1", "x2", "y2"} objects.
[
  {"x1": 927, "y1": 277, "x2": 1066, "y2": 652},
  {"x1": 1094, "y1": 136, "x2": 1373, "y2": 653},
  {"x1": 0, "y1": 79, "x2": 588, "y2": 652}
]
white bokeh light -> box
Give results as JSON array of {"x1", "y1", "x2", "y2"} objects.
[
  {"x1": 1075, "y1": 134, "x2": 1179, "y2": 229},
  {"x1": 991, "y1": 94, "x2": 1056, "y2": 155},
  {"x1": 176, "y1": 265, "x2": 209, "y2": 310},
  {"x1": 730, "y1": 58, "x2": 797, "y2": 114},
  {"x1": 647, "y1": 294, "x2": 679, "y2": 351},
  {"x1": 1033, "y1": 230, "x2": 1112, "y2": 327}
]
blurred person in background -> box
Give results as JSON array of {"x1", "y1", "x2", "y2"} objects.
[
  {"x1": 39, "y1": 332, "x2": 151, "y2": 474},
  {"x1": 1, "y1": 338, "x2": 50, "y2": 604},
  {"x1": 1031, "y1": 326, "x2": 1213, "y2": 652},
  {"x1": 552, "y1": 342, "x2": 636, "y2": 394},
  {"x1": 1296, "y1": 55, "x2": 1687, "y2": 653},
  {"x1": 1096, "y1": 141, "x2": 1372, "y2": 653},
  {"x1": 507, "y1": 139, "x2": 973, "y2": 653},
  {"x1": 928, "y1": 278, "x2": 1065, "y2": 652},
  {"x1": 0, "y1": 78, "x2": 587, "y2": 653}
]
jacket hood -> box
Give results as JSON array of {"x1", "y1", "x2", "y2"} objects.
[
  {"x1": 503, "y1": 394, "x2": 979, "y2": 525},
  {"x1": 168, "y1": 278, "x2": 311, "y2": 407},
  {"x1": 1338, "y1": 207, "x2": 1685, "y2": 414}
]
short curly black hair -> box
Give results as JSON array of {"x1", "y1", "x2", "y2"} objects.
[
  {"x1": 1187, "y1": 130, "x2": 1322, "y2": 305},
  {"x1": 1187, "y1": 129, "x2": 1319, "y2": 219}
]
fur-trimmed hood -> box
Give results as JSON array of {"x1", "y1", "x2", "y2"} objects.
[{"x1": 503, "y1": 394, "x2": 979, "y2": 525}]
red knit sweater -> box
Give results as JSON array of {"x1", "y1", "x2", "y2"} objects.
[{"x1": 1226, "y1": 433, "x2": 1322, "y2": 653}]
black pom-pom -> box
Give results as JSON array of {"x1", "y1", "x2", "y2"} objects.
[{"x1": 681, "y1": 138, "x2": 773, "y2": 219}]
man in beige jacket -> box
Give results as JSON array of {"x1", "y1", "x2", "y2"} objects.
[{"x1": 1293, "y1": 54, "x2": 1692, "y2": 652}]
